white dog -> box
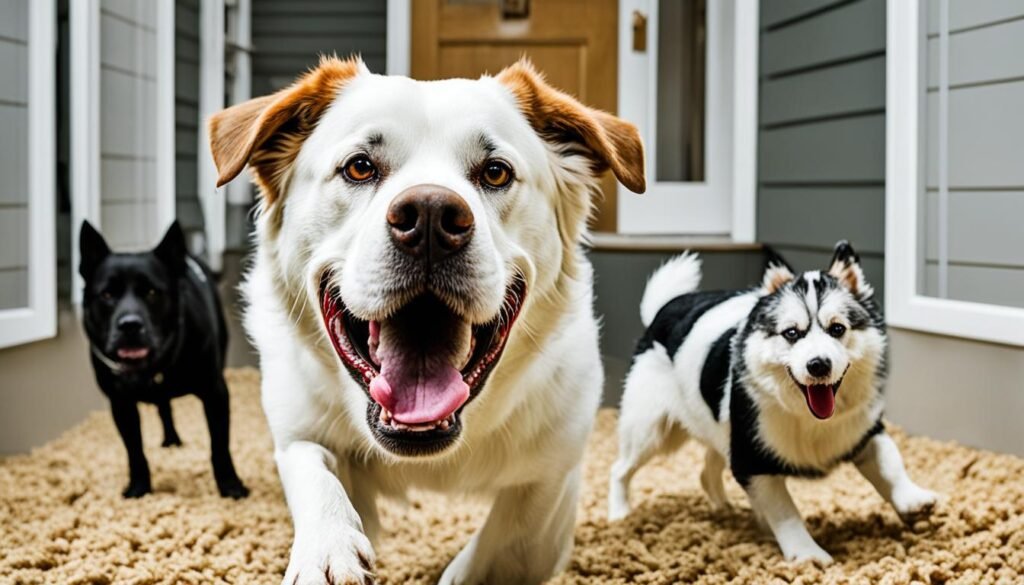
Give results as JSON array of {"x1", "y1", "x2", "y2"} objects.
[{"x1": 208, "y1": 56, "x2": 644, "y2": 584}]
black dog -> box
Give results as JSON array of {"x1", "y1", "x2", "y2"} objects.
[{"x1": 79, "y1": 220, "x2": 248, "y2": 499}]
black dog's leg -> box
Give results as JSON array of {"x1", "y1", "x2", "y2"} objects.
[
  {"x1": 110, "y1": 400, "x2": 151, "y2": 498},
  {"x1": 201, "y1": 376, "x2": 249, "y2": 499},
  {"x1": 158, "y1": 401, "x2": 183, "y2": 447}
]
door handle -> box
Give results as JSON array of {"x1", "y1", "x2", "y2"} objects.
[{"x1": 632, "y1": 10, "x2": 647, "y2": 52}]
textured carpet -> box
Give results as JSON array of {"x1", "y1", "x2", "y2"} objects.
[{"x1": 2, "y1": 368, "x2": 1023, "y2": 585}]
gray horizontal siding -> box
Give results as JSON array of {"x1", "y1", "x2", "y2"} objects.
[
  {"x1": 99, "y1": 0, "x2": 159, "y2": 250},
  {"x1": 175, "y1": 0, "x2": 202, "y2": 236},
  {"x1": 761, "y1": 0, "x2": 885, "y2": 77},
  {"x1": 924, "y1": 3, "x2": 1024, "y2": 306},
  {"x1": 926, "y1": 0, "x2": 1024, "y2": 35},
  {"x1": 252, "y1": 0, "x2": 386, "y2": 96},
  {"x1": 757, "y1": 0, "x2": 886, "y2": 301},
  {"x1": 0, "y1": 0, "x2": 29, "y2": 311}
]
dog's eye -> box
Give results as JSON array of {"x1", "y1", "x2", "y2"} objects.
[
  {"x1": 781, "y1": 327, "x2": 801, "y2": 342},
  {"x1": 480, "y1": 160, "x2": 513, "y2": 189},
  {"x1": 341, "y1": 155, "x2": 377, "y2": 183},
  {"x1": 101, "y1": 290, "x2": 114, "y2": 302},
  {"x1": 146, "y1": 288, "x2": 160, "y2": 301},
  {"x1": 828, "y1": 323, "x2": 847, "y2": 338}
]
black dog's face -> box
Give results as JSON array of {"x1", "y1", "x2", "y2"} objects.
[{"x1": 79, "y1": 221, "x2": 186, "y2": 373}]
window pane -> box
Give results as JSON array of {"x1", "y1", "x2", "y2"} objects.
[
  {"x1": 919, "y1": 0, "x2": 1024, "y2": 309},
  {"x1": 0, "y1": 0, "x2": 30, "y2": 310},
  {"x1": 656, "y1": 0, "x2": 705, "y2": 183}
]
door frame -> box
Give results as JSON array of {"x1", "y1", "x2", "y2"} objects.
[
  {"x1": 616, "y1": 0, "x2": 758, "y2": 239},
  {"x1": 0, "y1": 0, "x2": 57, "y2": 348},
  {"x1": 70, "y1": 0, "x2": 177, "y2": 304},
  {"x1": 385, "y1": 0, "x2": 757, "y2": 239}
]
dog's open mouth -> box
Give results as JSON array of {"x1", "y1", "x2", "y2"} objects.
[
  {"x1": 116, "y1": 347, "x2": 151, "y2": 361},
  {"x1": 319, "y1": 273, "x2": 526, "y2": 456},
  {"x1": 788, "y1": 369, "x2": 844, "y2": 420}
]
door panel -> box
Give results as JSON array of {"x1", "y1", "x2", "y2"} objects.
[{"x1": 412, "y1": 0, "x2": 619, "y2": 231}]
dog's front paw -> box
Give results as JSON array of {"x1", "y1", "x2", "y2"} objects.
[
  {"x1": 783, "y1": 543, "x2": 833, "y2": 565},
  {"x1": 216, "y1": 475, "x2": 250, "y2": 499},
  {"x1": 161, "y1": 435, "x2": 183, "y2": 448},
  {"x1": 283, "y1": 528, "x2": 376, "y2": 585},
  {"x1": 893, "y1": 484, "x2": 939, "y2": 522},
  {"x1": 122, "y1": 480, "x2": 152, "y2": 498}
]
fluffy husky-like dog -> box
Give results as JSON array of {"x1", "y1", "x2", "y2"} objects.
[
  {"x1": 609, "y1": 242, "x2": 938, "y2": 563},
  {"x1": 207, "y1": 57, "x2": 644, "y2": 584}
]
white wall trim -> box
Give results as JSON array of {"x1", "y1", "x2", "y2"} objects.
[
  {"x1": 155, "y1": 0, "x2": 177, "y2": 232},
  {"x1": 386, "y1": 0, "x2": 411, "y2": 76},
  {"x1": 0, "y1": 0, "x2": 57, "y2": 348},
  {"x1": 885, "y1": 0, "x2": 1024, "y2": 347},
  {"x1": 199, "y1": 0, "x2": 226, "y2": 271},
  {"x1": 70, "y1": 0, "x2": 101, "y2": 307},
  {"x1": 731, "y1": 0, "x2": 758, "y2": 243},
  {"x1": 227, "y1": 0, "x2": 253, "y2": 206},
  {"x1": 617, "y1": 0, "x2": 758, "y2": 238}
]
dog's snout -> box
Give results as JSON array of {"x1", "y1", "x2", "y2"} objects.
[
  {"x1": 387, "y1": 184, "x2": 474, "y2": 264},
  {"x1": 117, "y1": 314, "x2": 145, "y2": 334},
  {"x1": 806, "y1": 357, "x2": 832, "y2": 378}
]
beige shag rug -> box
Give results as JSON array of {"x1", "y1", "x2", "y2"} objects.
[{"x1": 2, "y1": 368, "x2": 1023, "y2": 584}]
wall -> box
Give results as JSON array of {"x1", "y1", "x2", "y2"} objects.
[
  {"x1": 0, "y1": 0, "x2": 30, "y2": 310},
  {"x1": 251, "y1": 0, "x2": 386, "y2": 95},
  {"x1": 756, "y1": 0, "x2": 886, "y2": 297}
]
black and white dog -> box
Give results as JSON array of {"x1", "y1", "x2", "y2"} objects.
[
  {"x1": 79, "y1": 220, "x2": 248, "y2": 499},
  {"x1": 608, "y1": 242, "x2": 938, "y2": 563}
]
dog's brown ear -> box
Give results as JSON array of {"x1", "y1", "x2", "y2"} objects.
[
  {"x1": 496, "y1": 59, "x2": 646, "y2": 194},
  {"x1": 207, "y1": 55, "x2": 365, "y2": 203},
  {"x1": 762, "y1": 262, "x2": 795, "y2": 294}
]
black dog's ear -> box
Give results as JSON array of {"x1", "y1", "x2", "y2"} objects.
[
  {"x1": 828, "y1": 240, "x2": 874, "y2": 300},
  {"x1": 79, "y1": 220, "x2": 111, "y2": 279},
  {"x1": 153, "y1": 220, "x2": 187, "y2": 273}
]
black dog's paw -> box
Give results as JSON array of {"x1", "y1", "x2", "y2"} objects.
[
  {"x1": 122, "y1": 481, "x2": 152, "y2": 498},
  {"x1": 161, "y1": 436, "x2": 183, "y2": 448},
  {"x1": 217, "y1": 477, "x2": 250, "y2": 499}
]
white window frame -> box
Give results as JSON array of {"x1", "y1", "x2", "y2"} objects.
[
  {"x1": 0, "y1": 0, "x2": 57, "y2": 348},
  {"x1": 198, "y1": 0, "x2": 226, "y2": 271},
  {"x1": 885, "y1": 0, "x2": 1024, "y2": 347},
  {"x1": 70, "y1": 0, "x2": 177, "y2": 304},
  {"x1": 616, "y1": 0, "x2": 758, "y2": 240}
]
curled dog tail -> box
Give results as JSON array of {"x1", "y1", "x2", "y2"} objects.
[{"x1": 639, "y1": 252, "x2": 702, "y2": 327}]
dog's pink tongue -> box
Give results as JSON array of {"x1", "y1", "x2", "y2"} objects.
[
  {"x1": 367, "y1": 298, "x2": 471, "y2": 425},
  {"x1": 370, "y1": 353, "x2": 468, "y2": 425},
  {"x1": 807, "y1": 384, "x2": 836, "y2": 420}
]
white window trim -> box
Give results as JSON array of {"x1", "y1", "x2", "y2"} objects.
[
  {"x1": 885, "y1": 0, "x2": 1024, "y2": 347},
  {"x1": 386, "y1": 0, "x2": 410, "y2": 76},
  {"x1": 198, "y1": 0, "x2": 226, "y2": 271},
  {"x1": 616, "y1": 0, "x2": 758, "y2": 240},
  {"x1": 0, "y1": 0, "x2": 57, "y2": 348},
  {"x1": 70, "y1": 0, "x2": 177, "y2": 304}
]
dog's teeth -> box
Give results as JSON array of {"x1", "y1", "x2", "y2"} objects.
[{"x1": 439, "y1": 419, "x2": 450, "y2": 430}]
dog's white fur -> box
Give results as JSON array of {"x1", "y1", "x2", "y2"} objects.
[
  {"x1": 211, "y1": 58, "x2": 643, "y2": 584},
  {"x1": 610, "y1": 254, "x2": 938, "y2": 564}
]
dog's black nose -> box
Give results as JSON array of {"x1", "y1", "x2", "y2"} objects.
[
  {"x1": 387, "y1": 184, "x2": 474, "y2": 264},
  {"x1": 117, "y1": 314, "x2": 145, "y2": 334},
  {"x1": 806, "y1": 357, "x2": 831, "y2": 378}
]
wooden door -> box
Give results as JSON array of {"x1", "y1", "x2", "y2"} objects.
[{"x1": 411, "y1": 0, "x2": 620, "y2": 232}]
